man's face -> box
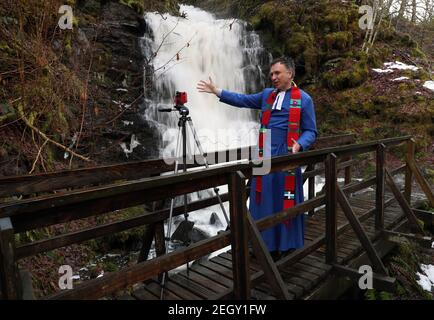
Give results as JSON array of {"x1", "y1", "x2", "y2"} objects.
[{"x1": 270, "y1": 62, "x2": 293, "y2": 91}]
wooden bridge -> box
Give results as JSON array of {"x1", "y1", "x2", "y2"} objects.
[{"x1": 0, "y1": 134, "x2": 433, "y2": 300}]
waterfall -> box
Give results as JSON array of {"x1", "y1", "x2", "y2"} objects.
[
  {"x1": 141, "y1": 5, "x2": 271, "y2": 160},
  {"x1": 140, "y1": 5, "x2": 272, "y2": 260}
]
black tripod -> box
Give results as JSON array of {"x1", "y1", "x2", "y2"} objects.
[{"x1": 158, "y1": 103, "x2": 229, "y2": 300}]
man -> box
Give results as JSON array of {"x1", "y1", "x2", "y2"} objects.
[{"x1": 197, "y1": 57, "x2": 317, "y2": 259}]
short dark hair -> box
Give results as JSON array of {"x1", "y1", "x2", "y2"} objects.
[{"x1": 271, "y1": 57, "x2": 295, "y2": 75}]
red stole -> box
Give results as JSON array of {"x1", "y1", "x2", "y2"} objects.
[{"x1": 256, "y1": 86, "x2": 302, "y2": 228}]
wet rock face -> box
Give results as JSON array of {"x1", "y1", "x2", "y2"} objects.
[
  {"x1": 75, "y1": 0, "x2": 159, "y2": 162},
  {"x1": 209, "y1": 212, "x2": 223, "y2": 228}
]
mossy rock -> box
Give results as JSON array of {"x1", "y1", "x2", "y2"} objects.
[
  {"x1": 286, "y1": 32, "x2": 314, "y2": 56},
  {"x1": 119, "y1": 0, "x2": 145, "y2": 15},
  {"x1": 373, "y1": 95, "x2": 389, "y2": 106},
  {"x1": 92, "y1": 206, "x2": 148, "y2": 251},
  {"x1": 78, "y1": 0, "x2": 101, "y2": 15},
  {"x1": 0, "y1": 41, "x2": 15, "y2": 55},
  {"x1": 398, "y1": 82, "x2": 416, "y2": 91},
  {"x1": 322, "y1": 58, "x2": 368, "y2": 90},
  {"x1": 412, "y1": 69, "x2": 430, "y2": 81},
  {"x1": 324, "y1": 31, "x2": 353, "y2": 51},
  {"x1": 321, "y1": 9, "x2": 349, "y2": 32},
  {"x1": 399, "y1": 33, "x2": 417, "y2": 48},
  {"x1": 411, "y1": 46, "x2": 427, "y2": 59}
]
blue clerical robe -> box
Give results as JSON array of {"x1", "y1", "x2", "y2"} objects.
[{"x1": 220, "y1": 87, "x2": 317, "y2": 251}]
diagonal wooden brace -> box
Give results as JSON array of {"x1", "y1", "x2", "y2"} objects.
[
  {"x1": 407, "y1": 160, "x2": 434, "y2": 207},
  {"x1": 336, "y1": 186, "x2": 389, "y2": 275},
  {"x1": 385, "y1": 169, "x2": 426, "y2": 236},
  {"x1": 246, "y1": 212, "x2": 291, "y2": 300}
]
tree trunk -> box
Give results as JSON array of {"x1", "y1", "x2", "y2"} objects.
[
  {"x1": 411, "y1": 0, "x2": 417, "y2": 22},
  {"x1": 397, "y1": 0, "x2": 408, "y2": 21}
]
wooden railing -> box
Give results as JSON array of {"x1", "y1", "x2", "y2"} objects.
[{"x1": 0, "y1": 134, "x2": 432, "y2": 300}]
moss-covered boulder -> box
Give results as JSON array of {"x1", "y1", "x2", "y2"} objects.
[{"x1": 322, "y1": 57, "x2": 369, "y2": 90}]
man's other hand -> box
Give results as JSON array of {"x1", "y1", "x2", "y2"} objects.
[{"x1": 291, "y1": 138, "x2": 301, "y2": 153}]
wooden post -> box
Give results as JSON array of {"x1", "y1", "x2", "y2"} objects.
[
  {"x1": 307, "y1": 164, "x2": 315, "y2": 216},
  {"x1": 345, "y1": 155, "x2": 352, "y2": 185},
  {"x1": 0, "y1": 217, "x2": 21, "y2": 300},
  {"x1": 325, "y1": 153, "x2": 337, "y2": 264},
  {"x1": 405, "y1": 139, "x2": 415, "y2": 204},
  {"x1": 228, "y1": 171, "x2": 250, "y2": 299},
  {"x1": 154, "y1": 222, "x2": 166, "y2": 257},
  {"x1": 375, "y1": 144, "x2": 385, "y2": 231},
  {"x1": 154, "y1": 222, "x2": 166, "y2": 283},
  {"x1": 137, "y1": 224, "x2": 156, "y2": 263}
]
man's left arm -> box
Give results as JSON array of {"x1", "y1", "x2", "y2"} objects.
[{"x1": 297, "y1": 94, "x2": 318, "y2": 152}]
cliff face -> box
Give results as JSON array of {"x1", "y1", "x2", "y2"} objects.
[
  {"x1": 0, "y1": 0, "x2": 180, "y2": 176},
  {"x1": 74, "y1": 0, "x2": 160, "y2": 164}
]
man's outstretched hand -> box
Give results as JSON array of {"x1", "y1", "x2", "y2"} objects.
[{"x1": 197, "y1": 77, "x2": 219, "y2": 95}]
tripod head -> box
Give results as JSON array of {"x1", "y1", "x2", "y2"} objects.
[{"x1": 158, "y1": 91, "x2": 189, "y2": 117}]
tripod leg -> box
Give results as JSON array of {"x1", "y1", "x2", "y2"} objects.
[
  {"x1": 186, "y1": 120, "x2": 230, "y2": 226},
  {"x1": 160, "y1": 126, "x2": 182, "y2": 300},
  {"x1": 181, "y1": 117, "x2": 191, "y2": 277}
]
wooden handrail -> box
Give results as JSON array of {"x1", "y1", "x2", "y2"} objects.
[
  {"x1": 0, "y1": 134, "x2": 356, "y2": 198},
  {"x1": 9, "y1": 162, "x2": 408, "y2": 264},
  {"x1": 0, "y1": 136, "x2": 410, "y2": 219},
  {"x1": 0, "y1": 134, "x2": 420, "y2": 300}
]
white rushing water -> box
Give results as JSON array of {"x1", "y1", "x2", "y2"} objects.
[{"x1": 142, "y1": 5, "x2": 270, "y2": 158}]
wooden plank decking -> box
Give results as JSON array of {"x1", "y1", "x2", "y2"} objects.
[{"x1": 125, "y1": 190, "x2": 410, "y2": 300}]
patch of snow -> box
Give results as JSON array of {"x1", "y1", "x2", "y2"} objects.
[
  {"x1": 415, "y1": 91, "x2": 422, "y2": 95},
  {"x1": 120, "y1": 134, "x2": 141, "y2": 158},
  {"x1": 423, "y1": 81, "x2": 434, "y2": 92},
  {"x1": 392, "y1": 76, "x2": 409, "y2": 81},
  {"x1": 208, "y1": 245, "x2": 231, "y2": 260},
  {"x1": 112, "y1": 100, "x2": 131, "y2": 109},
  {"x1": 71, "y1": 275, "x2": 80, "y2": 280},
  {"x1": 372, "y1": 68, "x2": 394, "y2": 73},
  {"x1": 79, "y1": 267, "x2": 88, "y2": 272},
  {"x1": 421, "y1": 265, "x2": 434, "y2": 283},
  {"x1": 64, "y1": 133, "x2": 78, "y2": 159},
  {"x1": 97, "y1": 271, "x2": 104, "y2": 278},
  {"x1": 416, "y1": 264, "x2": 434, "y2": 292},
  {"x1": 417, "y1": 272, "x2": 433, "y2": 291},
  {"x1": 116, "y1": 88, "x2": 128, "y2": 92},
  {"x1": 122, "y1": 121, "x2": 134, "y2": 126},
  {"x1": 384, "y1": 61, "x2": 419, "y2": 71}
]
